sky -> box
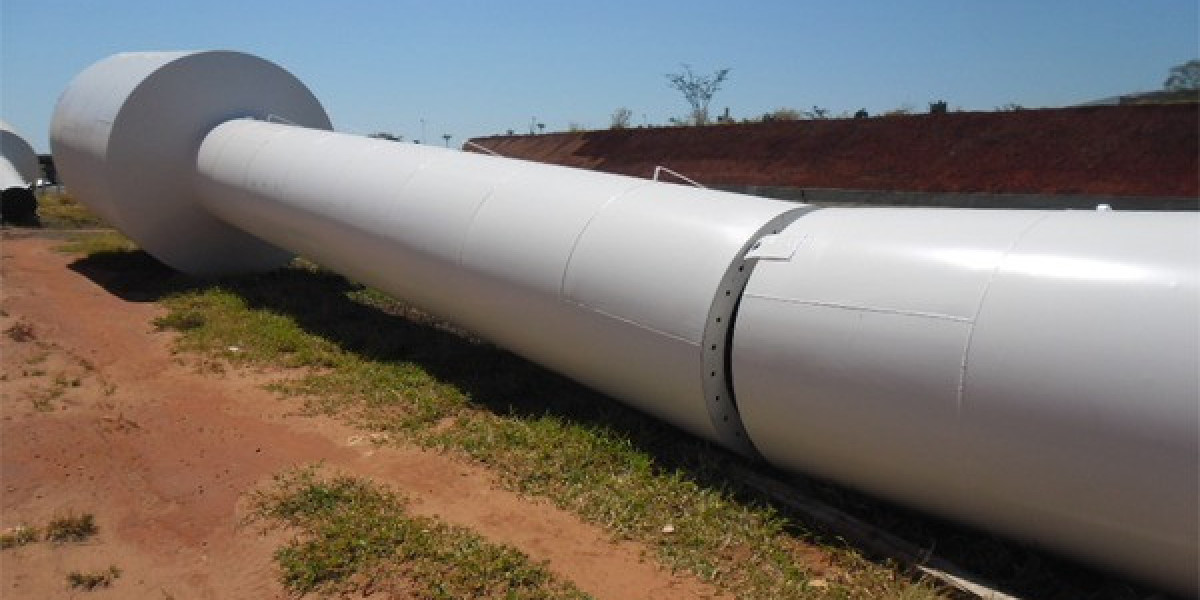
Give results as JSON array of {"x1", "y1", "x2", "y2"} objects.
[{"x1": 2, "y1": 0, "x2": 1197, "y2": 153}]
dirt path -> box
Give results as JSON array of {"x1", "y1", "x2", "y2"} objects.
[{"x1": 0, "y1": 232, "x2": 726, "y2": 599}]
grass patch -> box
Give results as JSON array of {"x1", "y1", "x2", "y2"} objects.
[
  {"x1": 56, "y1": 230, "x2": 137, "y2": 256},
  {"x1": 37, "y1": 191, "x2": 107, "y2": 229},
  {"x1": 44, "y1": 512, "x2": 97, "y2": 543},
  {"x1": 66, "y1": 565, "x2": 121, "y2": 590},
  {"x1": 2, "y1": 512, "x2": 97, "y2": 551},
  {"x1": 247, "y1": 466, "x2": 588, "y2": 599},
  {"x1": 25, "y1": 350, "x2": 49, "y2": 366},
  {"x1": 0, "y1": 526, "x2": 39, "y2": 549},
  {"x1": 30, "y1": 385, "x2": 65, "y2": 412}
]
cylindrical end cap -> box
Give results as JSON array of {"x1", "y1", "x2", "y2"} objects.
[
  {"x1": 0, "y1": 120, "x2": 40, "y2": 189},
  {"x1": 50, "y1": 51, "x2": 331, "y2": 275}
]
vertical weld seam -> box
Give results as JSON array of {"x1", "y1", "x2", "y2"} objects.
[
  {"x1": 557, "y1": 181, "x2": 650, "y2": 296},
  {"x1": 455, "y1": 159, "x2": 527, "y2": 266},
  {"x1": 956, "y1": 212, "x2": 1055, "y2": 415}
]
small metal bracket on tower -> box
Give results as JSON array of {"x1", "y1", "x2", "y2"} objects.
[
  {"x1": 652, "y1": 165, "x2": 706, "y2": 189},
  {"x1": 463, "y1": 140, "x2": 503, "y2": 157}
]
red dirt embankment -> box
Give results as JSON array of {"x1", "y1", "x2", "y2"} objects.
[{"x1": 470, "y1": 104, "x2": 1198, "y2": 197}]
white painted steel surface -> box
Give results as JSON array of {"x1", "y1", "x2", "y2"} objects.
[
  {"x1": 733, "y1": 208, "x2": 1199, "y2": 592},
  {"x1": 49, "y1": 51, "x2": 330, "y2": 274},
  {"x1": 195, "y1": 118, "x2": 804, "y2": 452},
  {"x1": 50, "y1": 50, "x2": 1200, "y2": 594},
  {"x1": 0, "y1": 120, "x2": 39, "y2": 190}
]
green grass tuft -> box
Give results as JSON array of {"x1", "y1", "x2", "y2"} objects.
[
  {"x1": 44, "y1": 512, "x2": 97, "y2": 543},
  {"x1": 37, "y1": 191, "x2": 108, "y2": 229},
  {"x1": 247, "y1": 466, "x2": 588, "y2": 599},
  {"x1": 0, "y1": 526, "x2": 39, "y2": 549},
  {"x1": 66, "y1": 565, "x2": 121, "y2": 590},
  {"x1": 56, "y1": 230, "x2": 137, "y2": 255}
]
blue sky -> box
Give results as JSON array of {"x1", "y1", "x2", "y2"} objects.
[{"x1": 2, "y1": 1, "x2": 1196, "y2": 152}]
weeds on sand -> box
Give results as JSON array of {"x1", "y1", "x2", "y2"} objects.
[{"x1": 246, "y1": 466, "x2": 588, "y2": 599}]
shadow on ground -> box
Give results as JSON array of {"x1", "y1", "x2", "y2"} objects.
[{"x1": 69, "y1": 248, "x2": 1166, "y2": 600}]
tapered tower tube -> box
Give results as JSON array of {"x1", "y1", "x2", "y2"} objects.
[
  {"x1": 194, "y1": 117, "x2": 803, "y2": 453},
  {"x1": 50, "y1": 51, "x2": 1198, "y2": 594}
]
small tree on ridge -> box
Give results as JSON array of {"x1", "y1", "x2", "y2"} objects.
[
  {"x1": 666, "y1": 64, "x2": 730, "y2": 125},
  {"x1": 1164, "y1": 59, "x2": 1200, "y2": 91},
  {"x1": 611, "y1": 107, "x2": 633, "y2": 129}
]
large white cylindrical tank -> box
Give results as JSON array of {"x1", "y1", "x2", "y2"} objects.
[
  {"x1": 0, "y1": 120, "x2": 39, "y2": 190},
  {"x1": 732, "y1": 207, "x2": 1199, "y2": 591},
  {"x1": 49, "y1": 51, "x2": 330, "y2": 273}
]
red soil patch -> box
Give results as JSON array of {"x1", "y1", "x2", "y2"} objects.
[{"x1": 471, "y1": 104, "x2": 1198, "y2": 198}]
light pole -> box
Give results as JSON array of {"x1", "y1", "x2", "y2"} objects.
[{"x1": 442, "y1": 133, "x2": 451, "y2": 148}]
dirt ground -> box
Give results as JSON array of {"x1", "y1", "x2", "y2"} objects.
[{"x1": 0, "y1": 232, "x2": 727, "y2": 599}]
